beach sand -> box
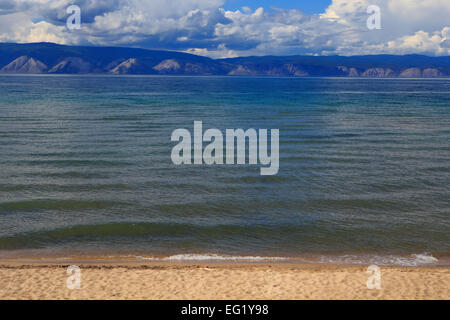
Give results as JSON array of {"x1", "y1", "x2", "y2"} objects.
[{"x1": 0, "y1": 261, "x2": 448, "y2": 300}]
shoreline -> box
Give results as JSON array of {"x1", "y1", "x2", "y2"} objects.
[
  {"x1": 0, "y1": 250, "x2": 448, "y2": 267},
  {"x1": 0, "y1": 259, "x2": 448, "y2": 300}
]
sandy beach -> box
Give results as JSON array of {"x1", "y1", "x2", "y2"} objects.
[{"x1": 0, "y1": 261, "x2": 448, "y2": 300}]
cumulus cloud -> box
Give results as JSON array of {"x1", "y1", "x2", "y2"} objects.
[
  {"x1": 0, "y1": 0, "x2": 448, "y2": 57},
  {"x1": 320, "y1": 0, "x2": 450, "y2": 55}
]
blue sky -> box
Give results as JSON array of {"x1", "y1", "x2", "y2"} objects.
[
  {"x1": 0, "y1": 0, "x2": 448, "y2": 57},
  {"x1": 223, "y1": 0, "x2": 332, "y2": 14}
]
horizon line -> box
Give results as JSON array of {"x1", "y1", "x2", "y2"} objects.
[{"x1": 1, "y1": 42, "x2": 449, "y2": 60}]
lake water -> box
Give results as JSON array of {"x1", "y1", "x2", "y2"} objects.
[{"x1": 0, "y1": 75, "x2": 449, "y2": 266}]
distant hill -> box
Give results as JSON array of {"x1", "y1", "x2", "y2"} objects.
[
  {"x1": 0, "y1": 42, "x2": 226, "y2": 76},
  {"x1": 219, "y1": 54, "x2": 450, "y2": 77},
  {"x1": 1, "y1": 43, "x2": 449, "y2": 77}
]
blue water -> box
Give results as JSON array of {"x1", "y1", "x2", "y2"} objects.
[{"x1": 0, "y1": 75, "x2": 449, "y2": 265}]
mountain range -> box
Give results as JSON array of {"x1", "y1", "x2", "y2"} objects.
[{"x1": 1, "y1": 43, "x2": 450, "y2": 77}]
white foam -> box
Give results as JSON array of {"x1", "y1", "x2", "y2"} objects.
[
  {"x1": 135, "y1": 252, "x2": 439, "y2": 266},
  {"x1": 136, "y1": 254, "x2": 287, "y2": 262},
  {"x1": 410, "y1": 253, "x2": 439, "y2": 265},
  {"x1": 319, "y1": 253, "x2": 439, "y2": 267}
]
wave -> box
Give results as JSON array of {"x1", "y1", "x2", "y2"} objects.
[
  {"x1": 318, "y1": 253, "x2": 439, "y2": 267},
  {"x1": 137, "y1": 254, "x2": 287, "y2": 262},
  {"x1": 136, "y1": 252, "x2": 440, "y2": 266},
  {"x1": 0, "y1": 199, "x2": 128, "y2": 212}
]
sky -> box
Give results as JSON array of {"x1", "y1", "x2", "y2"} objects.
[{"x1": 0, "y1": 0, "x2": 449, "y2": 58}]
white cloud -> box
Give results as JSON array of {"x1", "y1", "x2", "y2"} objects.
[
  {"x1": 185, "y1": 43, "x2": 238, "y2": 59},
  {"x1": 0, "y1": 11, "x2": 67, "y2": 43},
  {"x1": 0, "y1": 0, "x2": 448, "y2": 57},
  {"x1": 383, "y1": 29, "x2": 449, "y2": 55}
]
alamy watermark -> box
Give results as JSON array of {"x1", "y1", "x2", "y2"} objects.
[
  {"x1": 66, "y1": 5, "x2": 81, "y2": 30},
  {"x1": 367, "y1": 5, "x2": 381, "y2": 30},
  {"x1": 366, "y1": 265, "x2": 381, "y2": 290},
  {"x1": 66, "y1": 265, "x2": 81, "y2": 290},
  {"x1": 171, "y1": 121, "x2": 279, "y2": 176}
]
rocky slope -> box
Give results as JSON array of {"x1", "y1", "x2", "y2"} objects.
[
  {"x1": 0, "y1": 56, "x2": 48, "y2": 73},
  {"x1": 109, "y1": 58, "x2": 141, "y2": 75},
  {"x1": 48, "y1": 57, "x2": 92, "y2": 74}
]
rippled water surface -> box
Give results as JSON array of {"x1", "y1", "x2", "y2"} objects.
[{"x1": 0, "y1": 75, "x2": 449, "y2": 265}]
